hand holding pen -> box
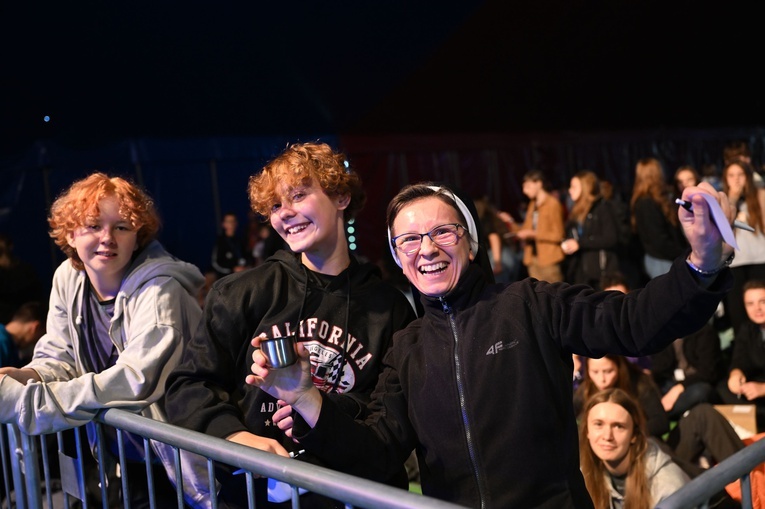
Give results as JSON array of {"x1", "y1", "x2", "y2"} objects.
[
  {"x1": 676, "y1": 184, "x2": 736, "y2": 275},
  {"x1": 676, "y1": 198, "x2": 755, "y2": 232}
]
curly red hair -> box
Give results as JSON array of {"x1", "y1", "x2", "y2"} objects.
[
  {"x1": 248, "y1": 142, "x2": 365, "y2": 223},
  {"x1": 48, "y1": 173, "x2": 160, "y2": 271}
]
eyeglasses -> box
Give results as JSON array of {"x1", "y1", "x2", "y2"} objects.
[{"x1": 391, "y1": 223, "x2": 466, "y2": 255}]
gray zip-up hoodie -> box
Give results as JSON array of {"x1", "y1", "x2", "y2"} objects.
[
  {"x1": 0, "y1": 240, "x2": 212, "y2": 507},
  {"x1": 606, "y1": 440, "x2": 690, "y2": 508}
]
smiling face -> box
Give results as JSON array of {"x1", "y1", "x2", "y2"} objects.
[
  {"x1": 744, "y1": 288, "x2": 765, "y2": 326},
  {"x1": 586, "y1": 401, "x2": 635, "y2": 475},
  {"x1": 67, "y1": 195, "x2": 138, "y2": 298},
  {"x1": 269, "y1": 178, "x2": 349, "y2": 271},
  {"x1": 587, "y1": 357, "x2": 619, "y2": 391},
  {"x1": 391, "y1": 196, "x2": 473, "y2": 298}
]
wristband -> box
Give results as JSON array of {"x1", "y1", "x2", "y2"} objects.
[{"x1": 685, "y1": 252, "x2": 735, "y2": 276}]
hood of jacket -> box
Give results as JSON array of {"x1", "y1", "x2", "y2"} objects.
[
  {"x1": 265, "y1": 249, "x2": 383, "y2": 296},
  {"x1": 120, "y1": 240, "x2": 204, "y2": 297},
  {"x1": 419, "y1": 263, "x2": 490, "y2": 315},
  {"x1": 75, "y1": 240, "x2": 204, "y2": 325}
]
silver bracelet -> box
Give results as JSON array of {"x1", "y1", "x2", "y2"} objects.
[{"x1": 685, "y1": 252, "x2": 735, "y2": 276}]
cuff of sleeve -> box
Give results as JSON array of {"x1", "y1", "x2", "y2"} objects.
[
  {"x1": 293, "y1": 392, "x2": 334, "y2": 442},
  {"x1": 0, "y1": 376, "x2": 23, "y2": 424}
]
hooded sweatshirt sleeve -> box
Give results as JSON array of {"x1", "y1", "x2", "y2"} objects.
[
  {"x1": 164, "y1": 276, "x2": 256, "y2": 440},
  {"x1": 0, "y1": 255, "x2": 203, "y2": 434}
]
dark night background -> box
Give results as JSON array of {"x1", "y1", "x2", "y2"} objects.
[
  {"x1": 2, "y1": 0, "x2": 764, "y2": 290},
  {"x1": 3, "y1": 1, "x2": 762, "y2": 149}
]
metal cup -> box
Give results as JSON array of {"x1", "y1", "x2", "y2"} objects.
[{"x1": 260, "y1": 335, "x2": 298, "y2": 369}]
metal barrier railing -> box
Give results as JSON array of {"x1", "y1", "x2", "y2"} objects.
[
  {"x1": 656, "y1": 436, "x2": 765, "y2": 509},
  {"x1": 1, "y1": 408, "x2": 467, "y2": 509},
  {"x1": 9, "y1": 408, "x2": 763, "y2": 509}
]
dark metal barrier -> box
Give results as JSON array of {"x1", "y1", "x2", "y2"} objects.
[
  {"x1": 656, "y1": 436, "x2": 765, "y2": 509},
  {"x1": 1, "y1": 409, "x2": 467, "y2": 509}
]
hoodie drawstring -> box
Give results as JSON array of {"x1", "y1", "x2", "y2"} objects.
[
  {"x1": 298, "y1": 264, "x2": 351, "y2": 393},
  {"x1": 332, "y1": 271, "x2": 351, "y2": 393}
]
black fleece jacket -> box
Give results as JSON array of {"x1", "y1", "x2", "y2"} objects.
[{"x1": 294, "y1": 257, "x2": 732, "y2": 509}]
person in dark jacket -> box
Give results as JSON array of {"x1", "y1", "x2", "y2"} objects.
[
  {"x1": 719, "y1": 279, "x2": 765, "y2": 431},
  {"x1": 210, "y1": 211, "x2": 250, "y2": 278},
  {"x1": 248, "y1": 181, "x2": 735, "y2": 509},
  {"x1": 650, "y1": 322, "x2": 723, "y2": 420},
  {"x1": 561, "y1": 171, "x2": 620, "y2": 288},
  {"x1": 631, "y1": 158, "x2": 689, "y2": 279},
  {"x1": 164, "y1": 142, "x2": 416, "y2": 508}
]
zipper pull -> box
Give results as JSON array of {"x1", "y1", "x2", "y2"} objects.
[{"x1": 439, "y1": 297, "x2": 452, "y2": 315}]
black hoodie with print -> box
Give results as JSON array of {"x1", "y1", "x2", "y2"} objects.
[
  {"x1": 166, "y1": 249, "x2": 415, "y2": 439},
  {"x1": 164, "y1": 250, "x2": 415, "y2": 506}
]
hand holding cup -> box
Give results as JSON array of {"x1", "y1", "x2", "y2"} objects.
[{"x1": 246, "y1": 333, "x2": 314, "y2": 408}]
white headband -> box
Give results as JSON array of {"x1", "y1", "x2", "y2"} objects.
[{"x1": 388, "y1": 186, "x2": 480, "y2": 268}]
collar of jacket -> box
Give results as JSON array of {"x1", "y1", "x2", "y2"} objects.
[
  {"x1": 420, "y1": 264, "x2": 489, "y2": 314},
  {"x1": 271, "y1": 250, "x2": 369, "y2": 294}
]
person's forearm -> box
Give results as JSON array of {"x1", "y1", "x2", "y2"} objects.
[
  {"x1": 292, "y1": 388, "x2": 323, "y2": 428},
  {"x1": 0, "y1": 368, "x2": 42, "y2": 385}
]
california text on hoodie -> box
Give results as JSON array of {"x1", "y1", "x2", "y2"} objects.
[
  {"x1": 0, "y1": 240, "x2": 210, "y2": 508},
  {"x1": 293, "y1": 256, "x2": 731, "y2": 509}
]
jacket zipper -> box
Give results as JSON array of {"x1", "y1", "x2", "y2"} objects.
[{"x1": 440, "y1": 297, "x2": 486, "y2": 509}]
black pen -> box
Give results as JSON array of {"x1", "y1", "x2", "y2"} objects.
[{"x1": 675, "y1": 198, "x2": 755, "y2": 232}]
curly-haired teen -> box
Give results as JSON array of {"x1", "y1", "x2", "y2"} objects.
[
  {"x1": 165, "y1": 142, "x2": 415, "y2": 508},
  {"x1": 0, "y1": 172, "x2": 208, "y2": 508}
]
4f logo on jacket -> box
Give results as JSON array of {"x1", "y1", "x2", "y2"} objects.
[{"x1": 486, "y1": 339, "x2": 519, "y2": 356}]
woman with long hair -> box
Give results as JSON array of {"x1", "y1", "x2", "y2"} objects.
[
  {"x1": 722, "y1": 160, "x2": 765, "y2": 332},
  {"x1": 579, "y1": 388, "x2": 689, "y2": 509},
  {"x1": 561, "y1": 171, "x2": 620, "y2": 287},
  {"x1": 631, "y1": 158, "x2": 688, "y2": 279},
  {"x1": 575, "y1": 355, "x2": 744, "y2": 481},
  {"x1": 574, "y1": 354, "x2": 668, "y2": 438}
]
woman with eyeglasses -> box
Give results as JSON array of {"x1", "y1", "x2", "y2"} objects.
[{"x1": 248, "y1": 181, "x2": 735, "y2": 508}]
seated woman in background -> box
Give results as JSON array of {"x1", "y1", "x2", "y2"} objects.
[
  {"x1": 575, "y1": 354, "x2": 744, "y2": 479},
  {"x1": 575, "y1": 354, "x2": 668, "y2": 438},
  {"x1": 580, "y1": 388, "x2": 689, "y2": 509}
]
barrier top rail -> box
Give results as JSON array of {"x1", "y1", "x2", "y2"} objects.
[
  {"x1": 98, "y1": 408, "x2": 468, "y2": 509},
  {"x1": 656, "y1": 436, "x2": 765, "y2": 509}
]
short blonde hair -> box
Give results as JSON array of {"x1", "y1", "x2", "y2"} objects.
[
  {"x1": 248, "y1": 142, "x2": 365, "y2": 223},
  {"x1": 48, "y1": 172, "x2": 160, "y2": 271}
]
